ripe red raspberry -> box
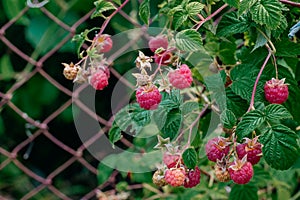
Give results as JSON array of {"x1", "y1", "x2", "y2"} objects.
[
  {"x1": 236, "y1": 137, "x2": 262, "y2": 165},
  {"x1": 154, "y1": 51, "x2": 173, "y2": 66},
  {"x1": 184, "y1": 166, "x2": 201, "y2": 188},
  {"x1": 95, "y1": 34, "x2": 113, "y2": 53},
  {"x1": 205, "y1": 137, "x2": 230, "y2": 162},
  {"x1": 164, "y1": 168, "x2": 186, "y2": 187},
  {"x1": 264, "y1": 78, "x2": 289, "y2": 104},
  {"x1": 152, "y1": 170, "x2": 167, "y2": 187},
  {"x1": 148, "y1": 35, "x2": 168, "y2": 52},
  {"x1": 163, "y1": 152, "x2": 181, "y2": 168},
  {"x1": 136, "y1": 84, "x2": 162, "y2": 110},
  {"x1": 168, "y1": 64, "x2": 193, "y2": 89},
  {"x1": 228, "y1": 157, "x2": 253, "y2": 184},
  {"x1": 89, "y1": 70, "x2": 109, "y2": 90}
]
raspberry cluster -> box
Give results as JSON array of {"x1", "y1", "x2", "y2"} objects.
[
  {"x1": 205, "y1": 136, "x2": 262, "y2": 184},
  {"x1": 134, "y1": 35, "x2": 194, "y2": 110},
  {"x1": 152, "y1": 150, "x2": 201, "y2": 188}
]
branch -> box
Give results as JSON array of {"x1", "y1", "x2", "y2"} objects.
[{"x1": 280, "y1": 0, "x2": 300, "y2": 7}]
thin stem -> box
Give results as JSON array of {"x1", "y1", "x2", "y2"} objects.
[
  {"x1": 99, "y1": 0, "x2": 130, "y2": 35},
  {"x1": 280, "y1": 0, "x2": 300, "y2": 7},
  {"x1": 195, "y1": 4, "x2": 228, "y2": 31},
  {"x1": 248, "y1": 48, "x2": 272, "y2": 112}
]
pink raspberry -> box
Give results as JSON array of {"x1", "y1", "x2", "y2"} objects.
[
  {"x1": 148, "y1": 35, "x2": 168, "y2": 52},
  {"x1": 228, "y1": 157, "x2": 253, "y2": 184},
  {"x1": 154, "y1": 51, "x2": 173, "y2": 66},
  {"x1": 264, "y1": 78, "x2": 289, "y2": 104},
  {"x1": 236, "y1": 137, "x2": 262, "y2": 165},
  {"x1": 163, "y1": 152, "x2": 181, "y2": 168},
  {"x1": 95, "y1": 34, "x2": 113, "y2": 53},
  {"x1": 136, "y1": 84, "x2": 162, "y2": 110},
  {"x1": 205, "y1": 137, "x2": 230, "y2": 162},
  {"x1": 164, "y1": 168, "x2": 186, "y2": 187},
  {"x1": 168, "y1": 64, "x2": 193, "y2": 89},
  {"x1": 184, "y1": 166, "x2": 201, "y2": 188},
  {"x1": 89, "y1": 70, "x2": 109, "y2": 90}
]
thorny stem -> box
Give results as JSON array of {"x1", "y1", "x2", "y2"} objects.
[
  {"x1": 195, "y1": 4, "x2": 228, "y2": 31},
  {"x1": 248, "y1": 47, "x2": 272, "y2": 112},
  {"x1": 99, "y1": 0, "x2": 130, "y2": 35}
]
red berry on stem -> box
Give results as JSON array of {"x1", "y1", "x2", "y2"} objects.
[
  {"x1": 164, "y1": 168, "x2": 186, "y2": 187},
  {"x1": 154, "y1": 51, "x2": 173, "y2": 66},
  {"x1": 228, "y1": 156, "x2": 253, "y2": 184},
  {"x1": 264, "y1": 78, "x2": 289, "y2": 104},
  {"x1": 236, "y1": 137, "x2": 262, "y2": 165},
  {"x1": 148, "y1": 35, "x2": 168, "y2": 52},
  {"x1": 89, "y1": 69, "x2": 109, "y2": 90},
  {"x1": 168, "y1": 64, "x2": 193, "y2": 89},
  {"x1": 95, "y1": 34, "x2": 113, "y2": 53},
  {"x1": 205, "y1": 137, "x2": 230, "y2": 162},
  {"x1": 163, "y1": 152, "x2": 181, "y2": 168},
  {"x1": 184, "y1": 166, "x2": 201, "y2": 188},
  {"x1": 136, "y1": 84, "x2": 162, "y2": 110}
]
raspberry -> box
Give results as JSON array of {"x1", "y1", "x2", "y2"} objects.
[
  {"x1": 95, "y1": 34, "x2": 113, "y2": 53},
  {"x1": 62, "y1": 63, "x2": 79, "y2": 80},
  {"x1": 164, "y1": 168, "x2": 186, "y2": 187},
  {"x1": 264, "y1": 78, "x2": 289, "y2": 104},
  {"x1": 184, "y1": 166, "x2": 201, "y2": 188},
  {"x1": 148, "y1": 35, "x2": 168, "y2": 52},
  {"x1": 152, "y1": 170, "x2": 167, "y2": 187},
  {"x1": 236, "y1": 137, "x2": 262, "y2": 165},
  {"x1": 168, "y1": 64, "x2": 193, "y2": 89},
  {"x1": 163, "y1": 152, "x2": 181, "y2": 168},
  {"x1": 215, "y1": 164, "x2": 231, "y2": 182},
  {"x1": 89, "y1": 70, "x2": 109, "y2": 90},
  {"x1": 228, "y1": 157, "x2": 253, "y2": 184},
  {"x1": 205, "y1": 137, "x2": 230, "y2": 162},
  {"x1": 136, "y1": 84, "x2": 162, "y2": 110},
  {"x1": 154, "y1": 51, "x2": 173, "y2": 66}
]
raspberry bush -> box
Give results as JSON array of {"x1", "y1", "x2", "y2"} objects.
[{"x1": 62, "y1": 0, "x2": 300, "y2": 199}]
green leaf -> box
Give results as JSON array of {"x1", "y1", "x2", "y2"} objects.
[
  {"x1": 97, "y1": 163, "x2": 114, "y2": 185},
  {"x1": 175, "y1": 29, "x2": 203, "y2": 52},
  {"x1": 180, "y1": 101, "x2": 201, "y2": 116},
  {"x1": 0, "y1": 55, "x2": 14, "y2": 80},
  {"x1": 72, "y1": 32, "x2": 85, "y2": 57},
  {"x1": 275, "y1": 39, "x2": 300, "y2": 57},
  {"x1": 108, "y1": 123, "x2": 122, "y2": 145},
  {"x1": 252, "y1": 30, "x2": 268, "y2": 52},
  {"x1": 220, "y1": 109, "x2": 237, "y2": 129},
  {"x1": 173, "y1": 11, "x2": 188, "y2": 30},
  {"x1": 182, "y1": 148, "x2": 198, "y2": 169},
  {"x1": 250, "y1": 0, "x2": 283, "y2": 30},
  {"x1": 186, "y1": 2, "x2": 205, "y2": 16},
  {"x1": 159, "y1": 90, "x2": 183, "y2": 110},
  {"x1": 92, "y1": 0, "x2": 116, "y2": 19},
  {"x1": 238, "y1": 0, "x2": 258, "y2": 16},
  {"x1": 139, "y1": 0, "x2": 150, "y2": 25},
  {"x1": 229, "y1": 183, "x2": 258, "y2": 200},
  {"x1": 219, "y1": 40, "x2": 236, "y2": 65},
  {"x1": 260, "y1": 124, "x2": 300, "y2": 170},
  {"x1": 222, "y1": 0, "x2": 239, "y2": 8},
  {"x1": 161, "y1": 110, "x2": 182, "y2": 140},
  {"x1": 2, "y1": 0, "x2": 29, "y2": 25},
  {"x1": 226, "y1": 88, "x2": 248, "y2": 118},
  {"x1": 264, "y1": 104, "x2": 292, "y2": 122},
  {"x1": 152, "y1": 108, "x2": 168, "y2": 130},
  {"x1": 236, "y1": 110, "x2": 265, "y2": 139}
]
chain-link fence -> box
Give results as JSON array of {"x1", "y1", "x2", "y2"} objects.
[{"x1": 0, "y1": 1, "x2": 139, "y2": 199}]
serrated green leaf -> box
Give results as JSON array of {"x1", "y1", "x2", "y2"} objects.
[
  {"x1": 159, "y1": 90, "x2": 183, "y2": 110},
  {"x1": 236, "y1": 110, "x2": 265, "y2": 139},
  {"x1": 226, "y1": 88, "x2": 248, "y2": 118},
  {"x1": 161, "y1": 110, "x2": 182, "y2": 140},
  {"x1": 264, "y1": 104, "x2": 292, "y2": 121},
  {"x1": 139, "y1": 0, "x2": 150, "y2": 25},
  {"x1": 229, "y1": 183, "x2": 258, "y2": 200},
  {"x1": 217, "y1": 12, "x2": 249, "y2": 37},
  {"x1": 186, "y1": 2, "x2": 205, "y2": 16},
  {"x1": 97, "y1": 163, "x2": 114, "y2": 185},
  {"x1": 275, "y1": 39, "x2": 300, "y2": 57},
  {"x1": 168, "y1": 5, "x2": 184, "y2": 16},
  {"x1": 222, "y1": 0, "x2": 239, "y2": 8},
  {"x1": 152, "y1": 108, "x2": 168, "y2": 130},
  {"x1": 72, "y1": 33, "x2": 85, "y2": 56},
  {"x1": 250, "y1": 0, "x2": 283, "y2": 30},
  {"x1": 252, "y1": 30, "x2": 268, "y2": 52},
  {"x1": 260, "y1": 124, "x2": 300, "y2": 170},
  {"x1": 219, "y1": 40, "x2": 236, "y2": 65},
  {"x1": 173, "y1": 11, "x2": 188, "y2": 30},
  {"x1": 92, "y1": 0, "x2": 116, "y2": 19},
  {"x1": 175, "y1": 29, "x2": 203, "y2": 51},
  {"x1": 220, "y1": 109, "x2": 237, "y2": 129},
  {"x1": 238, "y1": 0, "x2": 258, "y2": 16},
  {"x1": 182, "y1": 148, "x2": 198, "y2": 169}
]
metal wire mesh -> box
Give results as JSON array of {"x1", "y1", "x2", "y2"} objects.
[{"x1": 0, "y1": 1, "x2": 135, "y2": 199}]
